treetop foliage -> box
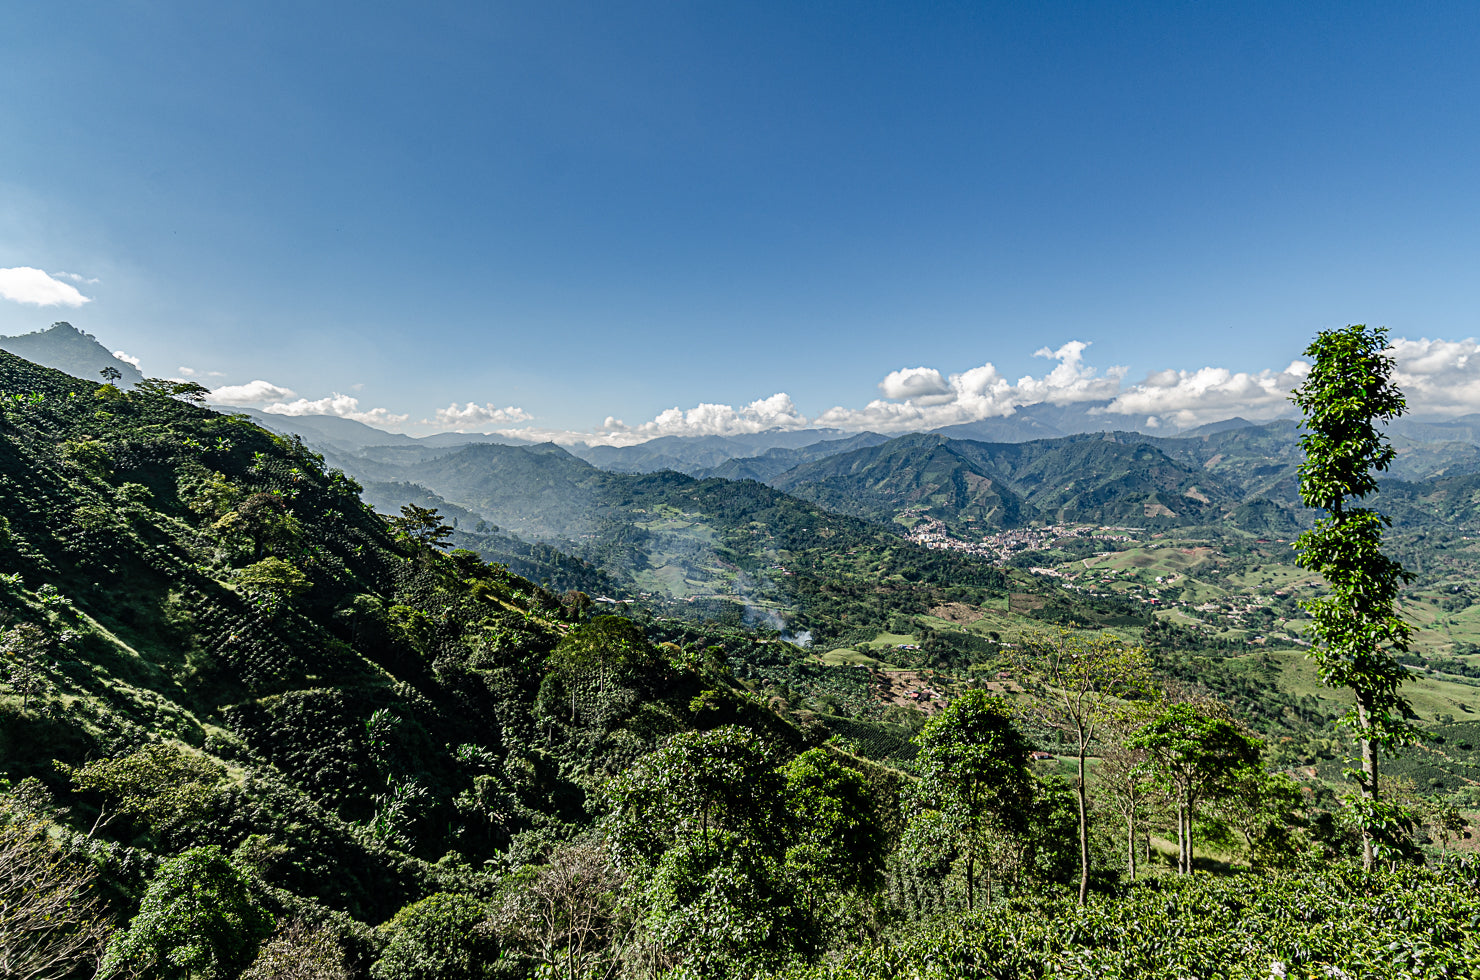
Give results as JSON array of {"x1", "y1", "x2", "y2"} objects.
[
  {"x1": 1292, "y1": 324, "x2": 1406, "y2": 512},
  {"x1": 99, "y1": 845, "x2": 274, "y2": 980}
]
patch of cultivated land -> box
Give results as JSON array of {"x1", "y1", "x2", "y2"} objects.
[
  {"x1": 862, "y1": 631, "x2": 918, "y2": 649},
  {"x1": 929, "y1": 602, "x2": 984, "y2": 624},
  {"x1": 874, "y1": 669, "x2": 946, "y2": 714},
  {"x1": 634, "y1": 564, "x2": 703, "y2": 596}
]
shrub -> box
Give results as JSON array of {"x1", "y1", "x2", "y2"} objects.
[
  {"x1": 370, "y1": 892, "x2": 499, "y2": 980},
  {"x1": 99, "y1": 846, "x2": 273, "y2": 979}
]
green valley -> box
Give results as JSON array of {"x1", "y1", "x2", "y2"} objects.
[{"x1": 3, "y1": 346, "x2": 1480, "y2": 979}]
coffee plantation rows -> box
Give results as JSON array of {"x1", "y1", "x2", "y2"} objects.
[{"x1": 783, "y1": 864, "x2": 1480, "y2": 980}]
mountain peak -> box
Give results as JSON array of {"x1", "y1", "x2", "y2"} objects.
[{"x1": 0, "y1": 321, "x2": 145, "y2": 384}]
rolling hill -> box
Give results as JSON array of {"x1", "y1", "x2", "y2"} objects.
[{"x1": 769, "y1": 432, "x2": 1243, "y2": 531}]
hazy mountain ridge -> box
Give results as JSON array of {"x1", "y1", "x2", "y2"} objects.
[
  {"x1": 566, "y1": 428, "x2": 857, "y2": 473},
  {"x1": 695, "y1": 432, "x2": 895, "y2": 482},
  {"x1": 354, "y1": 478, "x2": 626, "y2": 595},
  {"x1": 770, "y1": 431, "x2": 1244, "y2": 532},
  {"x1": 0, "y1": 321, "x2": 144, "y2": 386}
]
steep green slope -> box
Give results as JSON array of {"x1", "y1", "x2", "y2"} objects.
[
  {"x1": 958, "y1": 434, "x2": 1237, "y2": 526},
  {"x1": 0, "y1": 350, "x2": 815, "y2": 944},
  {"x1": 768, "y1": 433, "x2": 1031, "y2": 529}
]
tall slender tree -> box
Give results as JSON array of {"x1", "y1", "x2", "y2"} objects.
[
  {"x1": 1097, "y1": 734, "x2": 1154, "y2": 883},
  {"x1": 1017, "y1": 630, "x2": 1150, "y2": 904},
  {"x1": 1291, "y1": 323, "x2": 1413, "y2": 871}
]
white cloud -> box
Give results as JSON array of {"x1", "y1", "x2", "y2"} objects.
[
  {"x1": 879, "y1": 366, "x2": 951, "y2": 401},
  {"x1": 263, "y1": 392, "x2": 409, "y2": 425},
  {"x1": 560, "y1": 335, "x2": 1480, "y2": 446},
  {"x1": 1091, "y1": 335, "x2": 1480, "y2": 427},
  {"x1": 812, "y1": 340, "x2": 1125, "y2": 432},
  {"x1": 52, "y1": 271, "x2": 100, "y2": 285},
  {"x1": 210, "y1": 380, "x2": 299, "y2": 405},
  {"x1": 425, "y1": 402, "x2": 534, "y2": 429},
  {"x1": 1099, "y1": 361, "x2": 1309, "y2": 428},
  {"x1": 1017, "y1": 341, "x2": 1126, "y2": 404},
  {"x1": 201, "y1": 334, "x2": 1480, "y2": 447},
  {"x1": 594, "y1": 393, "x2": 809, "y2": 446},
  {"x1": 178, "y1": 366, "x2": 226, "y2": 378},
  {"x1": 1385, "y1": 337, "x2": 1480, "y2": 415},
  {"x1": 0, "y1": 267, "x2": 92, "y2": 307},
  {"x1": 578, "y1": 347, "x2": 1123, "y2": 444},
  {"x1": 111, "y1": 350, "x2": 142, "y2": 369}
]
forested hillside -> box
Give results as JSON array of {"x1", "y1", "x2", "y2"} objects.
[
  {"x1": 0, "y1": 351, "x2": 867, "y2": 976},
  {"x1": 5, "y1": 350, "x2": 1480, "y2": 980},
  {"x1": 771, "y1": 432, "x2": 1242, "y2": 532},
  {"x1": 308, "y1": 436, "x2": 1057, "y2": 651}
]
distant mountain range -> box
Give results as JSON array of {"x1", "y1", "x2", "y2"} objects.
[
  {"x1": 770, "y1": 431, "x2": 1239, "y2": 531},
  {"x1": 302, "y1": 414, "x2": 1480, "y2": 570},
  {"x1": 14, "y1": 321, "x2": 1480, "y2": 555},
  {"x1": 16, "y1": 319, "x2": 1480, "y2": 476},
  {"x1": 231, "y1": 407, "x2": 528, "y2": 455},
  {"x1": 567, "y1": 429, "x2": 859, "y2": 472}
]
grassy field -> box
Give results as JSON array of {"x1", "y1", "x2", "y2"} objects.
[
  {"x1": 861, "y1": 631, "x2": 917, "y2": 650},
  {"x1": 1263, "y1": 648, "x2": 1480, "y2": 723},
  {"x1": 633, "y1": 564, "x2": 705, "y2": 597},
  {"x1": 817, "y1": 648, "x2": 892, "y2": 668}
]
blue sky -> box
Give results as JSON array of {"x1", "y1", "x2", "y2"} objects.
[{"x1": 4, "y1": 2, "x2": 1480, "y2": 441}]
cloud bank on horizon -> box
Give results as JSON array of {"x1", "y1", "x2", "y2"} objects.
[{"x1": 197, "y1": 336, "x2": 1480, "y2": 446}]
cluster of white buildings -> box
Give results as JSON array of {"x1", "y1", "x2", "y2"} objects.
[{"x1": 904, "y1": 518, "x2": 1135, "y2": 565}]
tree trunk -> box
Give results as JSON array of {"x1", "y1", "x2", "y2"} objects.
[
  {"x1": 1183, "y1": 792, "x2": 1198, "y2": 875},
  {"x1": 1126, "y1": 813, "x2": 1137, "y2": 882},
  {"x1": 1177, "y1": 787, "x2": 1190, "y2": 875},
  {"x1": 1174, "y1": 791, "x2": 1183, "y2": 875},
  {"x1": 965, "y1": 850, "x2": 975, "y2": 911},
  {"x1": 1358, "y1": 696, "x2": 1378, "y2": 872},
  {"x1": 1076, "y1": 745, "x2": 1090, "y2": 904}
]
